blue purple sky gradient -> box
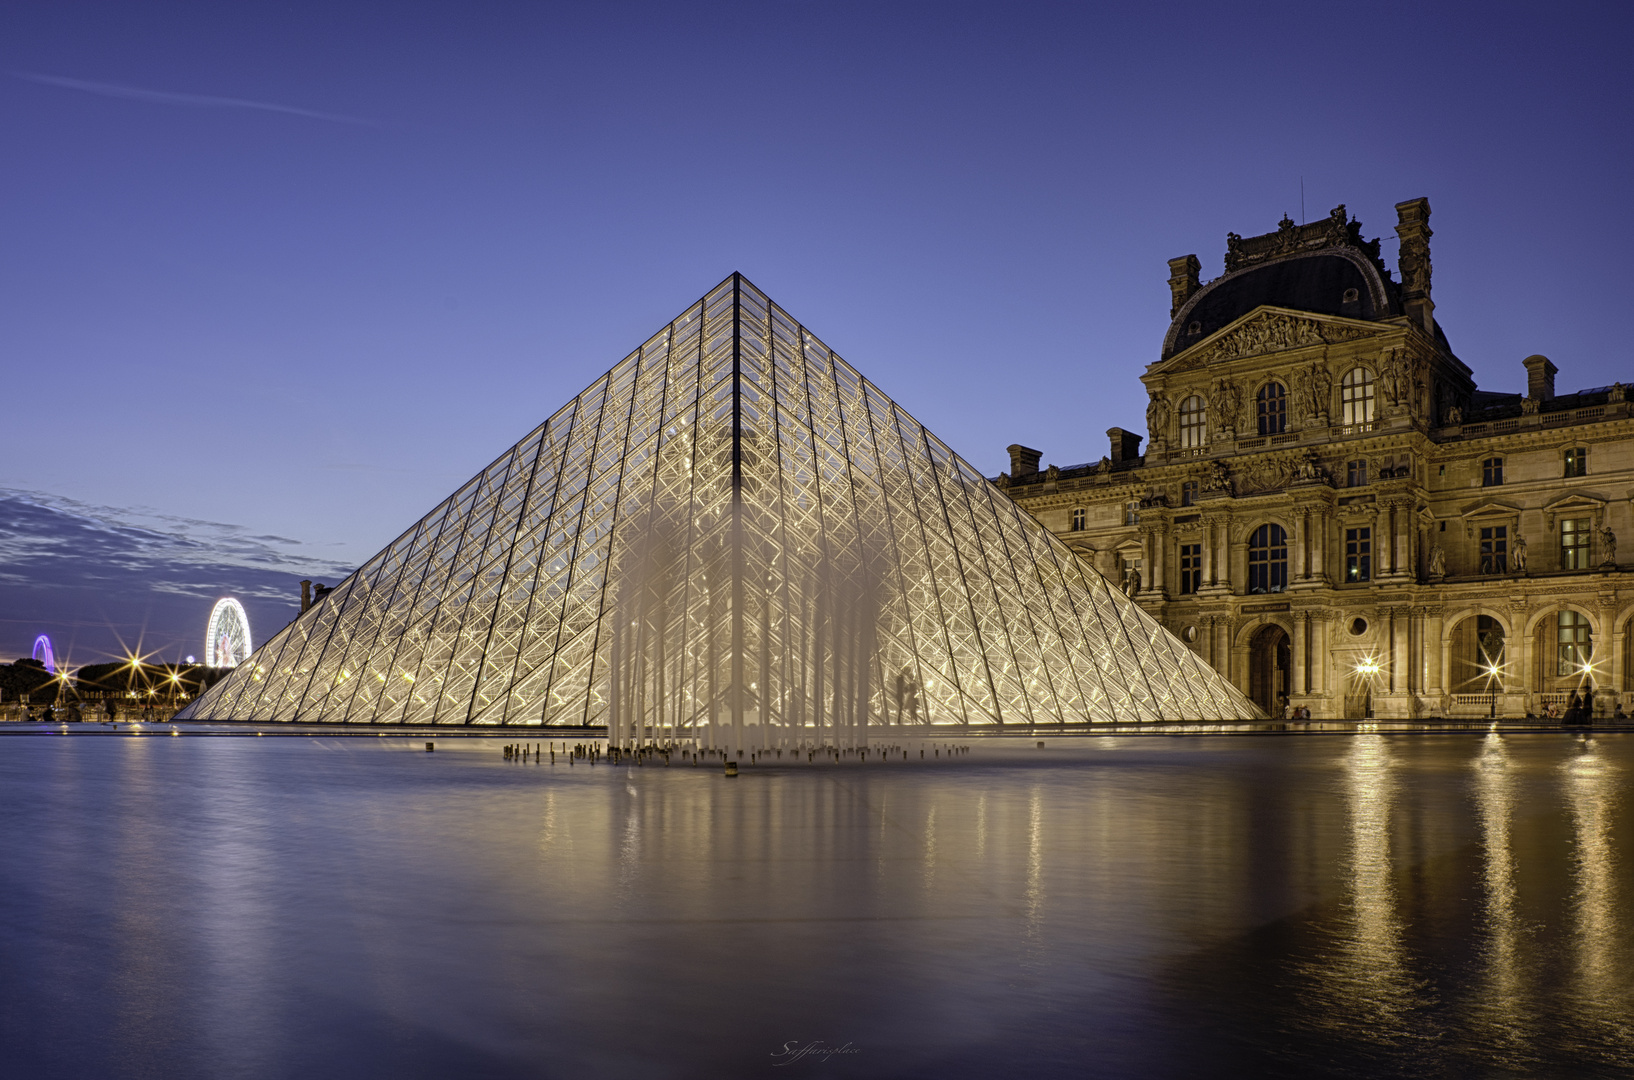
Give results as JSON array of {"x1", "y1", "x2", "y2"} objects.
[{"x1": 2, "y1": 1, "x2": 1631, "y2": 663}]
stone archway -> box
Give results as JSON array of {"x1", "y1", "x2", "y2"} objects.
[{"x1": 1248, "y1": 623, "x2": 1290, "y2": 717}]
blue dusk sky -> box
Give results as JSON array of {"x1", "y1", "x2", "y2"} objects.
[{"x1": 1, "y1": 1, "x2": 1630, "y2": 664}]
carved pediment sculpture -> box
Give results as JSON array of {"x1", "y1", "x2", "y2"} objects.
[{"x1": 1195, "y1": 313, "x2": 1374, "y2": 366}]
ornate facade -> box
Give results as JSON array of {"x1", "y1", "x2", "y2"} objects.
[{"x1": 1000, "y1": 199, "x2": 1634, "y2": 719}]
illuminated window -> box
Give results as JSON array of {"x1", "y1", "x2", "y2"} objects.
[
  {"x1": 1479, "y1": 525, "x2": 1508, "y2": 575},
  {"x1": 1180, "y1": 480, "x2": 1198, "y2": 507},
  {"x1": 1345, "y1": 527, "x2": 1371, "y2": 582},
  {"x1": 1179, "y1": 395, "x2": 1207, "y2": 448},
  {"x1": 1561, "y1": 518, "x2": 1590, "y2": 569},
  {"x1": 1482, "y1": 457, "x2": 1504, "y2": 486},
  {"x1": 1346, "y1": 459, "x2": 1368, "y2": 487},
  {"x1": 1247, "y1": 524, "x2": 1287, "y2": 594},
  {"x1": 1256, "y1": 382, "x2": 1287, "y2": 435},
  {"x1": 1341, "y1": 368, "x2": 1375, "y2": 424},
  {"x1": 1557, "y1": 610, "x2": 1592, "y2": 676},
  {"x1": 1179, "y1": 543, "x2": 1202, "y2": 594},
  {"x1": 1070, "y1": 507, "x2": 1086, "y2": 532},
  {"x1": 1564, "y1": 447, "x2": 1587, "y2": 477}
]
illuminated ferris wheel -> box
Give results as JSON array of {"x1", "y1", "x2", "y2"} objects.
[{"x1": 205, "y1": 598, "x2": 253, "y2": 667}]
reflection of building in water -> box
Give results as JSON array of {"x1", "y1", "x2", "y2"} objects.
[
  {"x1": 1563, "y1": 741, "x2": 1618, "y2": 1014},
  {"x1": 1472, "y1": 733, "x2": 1526, "y2": 1045},
  {"x1": 1000, "y1": 198, "x2": 1634, "y2": 719},
  {"x1": 1335, "y1": 735, "x2": 1417, "y2": 1026}
]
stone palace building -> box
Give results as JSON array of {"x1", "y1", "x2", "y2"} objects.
[{"x1": 998, "y1": 199, "x2": 1634, "y2": 719}]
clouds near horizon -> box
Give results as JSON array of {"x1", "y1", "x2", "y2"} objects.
[{"x1": 0, "y1": 489, "x2": 353, "y2": 665}]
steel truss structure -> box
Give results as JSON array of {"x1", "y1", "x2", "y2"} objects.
[{"x1": 178, "y1": 275, "x2": 1259, "y2": 741}]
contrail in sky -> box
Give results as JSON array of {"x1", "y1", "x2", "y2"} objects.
[{"x1": 13, "y1": 71, "x2": 378, "y2": 126}]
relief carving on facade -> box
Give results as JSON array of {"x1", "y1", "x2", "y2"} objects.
[{"x1": 1198, "y1": 313, "x2": 1373, "y2": 366}]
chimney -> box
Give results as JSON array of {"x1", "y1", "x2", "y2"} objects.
[
  {"x1": 1167, "y1": 255, "x2": 1202, "y2": 318},
  {"x1": 1523, "y1": 354, "x2": 1557, "y2": 401},
  {"x1": 1007, "y1": 444, "x2": 1042, "y2": 478},
  {"x1": 300, "y1": 579, "x2": 312, "y2": 613},
  {"x1": 1107, "y1": 427, "x2": 1143, "y2": 465},
  {"x1": 1393, "y1": 197, "x2": 1434, "y2": 335}
]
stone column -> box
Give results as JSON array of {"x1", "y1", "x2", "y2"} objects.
[
  {"x1": 1392, "y1": 608, "x2": 1409, "y2": 694},
  {"x1": 1311, "y1": 511, "x2": 1328, "y2": 582},
  {"x1": 1292, "y1": 612, "x2": 1308, "y2": 696},
  {"x1": 1292, "y1": 512, "x2": 1307, "y2": 580},
  {"x1": 1215, "y1": 618, "x2": 1232, "y2": 682},
  {"x1": 1149, "y1": 526, "x2": 1166, "y2": 594},
  {"x1": 1395, "y1": 503, "x2": 1411, "y2": 576},
  {"x1": 1201, "y1": 521, "x2": 1215, "y2": 586},
  {"x1": 1424, "y1": 608, "x2": 1445, "y2": 699}
]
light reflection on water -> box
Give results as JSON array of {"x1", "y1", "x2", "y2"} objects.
[{"x1": 1, "y1": 734, "x2": 1632, "y2": 1079}]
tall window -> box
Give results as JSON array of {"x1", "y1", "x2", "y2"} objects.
[
  {"x1": 1561, "y1": 518, "x2": 1590, "y2": 569},
  {"x1": 1248, "y1": 524, "x2": 1288, "y2": 594},
  {"x1": 1480, "y1": 525, "x2": 1508, "y2": 575},
  {"x1": 1557, "y1": 610, "x2": 1592, "y2": 676},
  {"x1": 1346, "y1": 459, "x2": 1368, "y2": 488},
  {"x1": 1482, "y1": 457, "x2": 1504, "y2": 486},
  {"x1": 1070, "y1": 507, "x2": 1086, "y2": 532},
  {"x1": 1179, "y1": 543, "x2": 1202, "y2": 595},
  {"x1": 1179, "y1": 396, "x2": 1206, "y2": 448},
  {"x1": 1345, "y1": 527, "x2": 1371, "y2": 582},
  {"x1": 1564, "y1": 447, "x2": 1588, "y2": 477},
  {"x1": 1180, "y1": 480, "x2": 1198, "y2": 507},
  {"x1": 1256, "y1": 382, "x2": 1287, "y2": 435},
  {"x1": 1341, "y1": 368, "x2": 1375, "y2": 424},
  {"x1": 1125, "y1": 501, "x2": 1140, "y2": 525}
]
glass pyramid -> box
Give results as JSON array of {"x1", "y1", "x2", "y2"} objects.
[{"x1": 178, "y1": 274, "x2": 1260, "y2": 740}]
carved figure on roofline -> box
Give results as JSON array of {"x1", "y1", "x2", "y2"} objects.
[
  {"x1": 1444, "y1": 405, "x2": 1462, "y2": 426},
  {"x1": 1521, "y1": 396, "x2": 1539, "y2": 416},
  {"x1": 1611, "y1": 383, "x2": 1628, "y2": 404}
]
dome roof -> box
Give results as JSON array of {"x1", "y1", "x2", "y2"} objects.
[{"x1": 1162, "y1": 248, "x2": 1398, "y2": 360}]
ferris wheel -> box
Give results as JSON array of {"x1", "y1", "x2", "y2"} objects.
[{"x1": 205, "y1": 598, "x2": 253, "y2": 667}]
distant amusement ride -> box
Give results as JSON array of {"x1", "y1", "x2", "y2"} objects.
[
  {"x1": 204, "y1": 599, "x2": 252, "y2": 667},
  {"x1": 31, "y1": 634, "x2": 56, "y2": 673}
]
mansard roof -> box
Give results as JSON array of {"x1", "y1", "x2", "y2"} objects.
[{"x1": 1161, "y1": 206, "x2": 1453, "y2": 361}]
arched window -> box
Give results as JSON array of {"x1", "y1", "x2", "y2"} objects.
[
  {"x1": 1256, "y1": 382, "x2": 1288, "y2": 435},
  {"x1": 1341, "y1": 368, "x2": 1375, "y2": 424},
  {"x1": 1557, "y1": 610, "x2": 1592, "y2": 676},
  {"x1": 1179, "y1": 395, "x2": 1206, "y2": 448},
  {"x1": 1070, "y1": 507, "x2": 1086, "y2": 532},
  {"x1": 1247, "y1": 524, "x2": 1288, "y2": 594}
]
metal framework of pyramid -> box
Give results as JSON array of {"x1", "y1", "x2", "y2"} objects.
[{"x1": 179, "y1": 274, "x2": 1260, "y2": 740}]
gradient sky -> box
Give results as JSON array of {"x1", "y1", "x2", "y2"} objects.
[{"x1": 2, "y1": 1, "x2": 1631, "y2": 664}]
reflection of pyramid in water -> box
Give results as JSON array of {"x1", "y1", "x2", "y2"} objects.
[{"x1": 179, "y1": 274, "x2": 1260, "y2": 738}]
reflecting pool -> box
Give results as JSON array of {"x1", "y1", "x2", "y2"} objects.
[{"x1": 1, "y1": 732, "x2": 1631, "y2": 1078}]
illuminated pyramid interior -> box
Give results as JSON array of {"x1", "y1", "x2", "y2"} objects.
[{"x1": 178, "y1": 274, "x2": 1260, "y2": 740}]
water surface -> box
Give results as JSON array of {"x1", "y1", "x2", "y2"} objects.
[{"x1": 1, "y1": 732, "x2": 1630, "y2": 1078}]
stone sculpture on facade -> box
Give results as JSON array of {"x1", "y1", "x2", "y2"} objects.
[
  {"x1": 1146, "y1": 394, "x2": 1170, "y2": 441},
  {"x1": 1208, "y1": 379, "x2": 1241, "y2": 435},
  {"x1": 1444, "y1": 404, "x2": 1462, "y2": 425},
  {"x1": 1601, "y1": 525, "x2": 1617, "y2": 565},
  {"x1": 1521, "y1": 396, "x2": 1540, "y2": 416},
  {"x1": 1121, "y1": 565, "x2": 1142, "y2": 598},
  {"x1": 1511, "y1": 534, "x2": 1527, "y2": 573},
  {"x1": 1428, "y1": 541, "x2": 1447, "y2": 578}
]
